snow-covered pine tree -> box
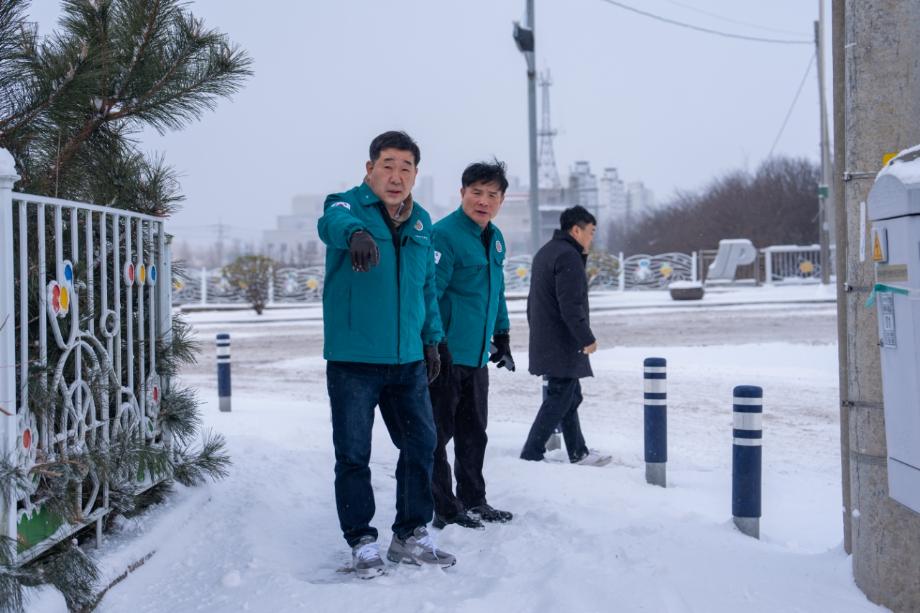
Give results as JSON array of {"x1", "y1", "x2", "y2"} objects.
[{"x1": 0, "y1": 1, "x2": 250, "y2": 610}]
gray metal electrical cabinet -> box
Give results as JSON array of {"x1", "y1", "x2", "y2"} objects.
[{"x1": 867, "y1": 149, "x2": 920, "y2": 513}]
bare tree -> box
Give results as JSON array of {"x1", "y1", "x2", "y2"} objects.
[{"x1": 608, "y1": 157, "x2": 820, "y2": 254}]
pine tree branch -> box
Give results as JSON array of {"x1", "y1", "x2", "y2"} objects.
[
  {"x1": 106, "y1": 19, "x2": 243, "y2": 126},
  {"x1": 44, "y1": 6, "x2": 250, "y2": 188},
  {"x1": 111, "y1": 0, "x2": 161, "y2": 102}
]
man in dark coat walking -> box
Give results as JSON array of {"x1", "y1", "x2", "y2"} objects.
[{"x1": 520, "y1": 206, "x2": 611, "y2": 466}]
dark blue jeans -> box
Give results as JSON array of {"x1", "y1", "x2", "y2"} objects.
[
  {"x1": 327, "y1": 360, "x2": 436, "y2": 547},
  {"x1": 520, "y1": 377, "x2": 589, "y2": 463}
]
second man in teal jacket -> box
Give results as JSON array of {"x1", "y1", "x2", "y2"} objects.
[{"x1": 429, "y1": 160, "x2": 515, "y2": 530}]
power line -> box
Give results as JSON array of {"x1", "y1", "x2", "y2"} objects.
[
  {"x1": 597, "y1": 0, "x2": 813, "y2": 45},
  {"x1": 768, "y1": 53, "x2": 817, "y2": 158},
  {"x1": 658, "y1": 0, "x2": 810, "y2": 37}
]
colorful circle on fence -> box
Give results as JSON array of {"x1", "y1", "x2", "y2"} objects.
[
  {"x1": 660, "y1": 264, "x2": 673, "y2": 279},
  {"x1": 59, "y1": 284, "x2": 70, "y2": 313},
  {"x1": 306, "y1": 278, "x2": 319, "y2": 290},
  {"x1": 124, "y1": 262, "x2": 135, "y2": 286},
  {"x1": 47, "y1": 281, "x2": 68, "y2": 317},
  {"x1": 22, "y1": 428, "x2": 31, "y2": 450},
  {"x1": 147, "y1": 375, "x2": 161, "y2": 406},
  {"x1": 799, "y1": 260, "x2": 815, "y2": 274},
  {"x1": 149, "y1": 264, "x2": 158, "y2": 285},
  {"x1": 62, "y1": 260, "x2": 74, "y2": 286},
  {"x1": 138, "y1": 263, "x2": 147, "y2": 285},
  {"x1": 516, "y1": 266, "x2": 528, "y2": 279}
]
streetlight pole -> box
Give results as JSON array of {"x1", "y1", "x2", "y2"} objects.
[{"x1": 514, "y1": 0, "x2": 540, "y2": 254}]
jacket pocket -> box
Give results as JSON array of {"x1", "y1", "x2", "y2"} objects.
[{"x1": 402, "y1": 232, "x2": 430, "y2": 288}]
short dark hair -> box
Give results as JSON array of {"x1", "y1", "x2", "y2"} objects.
[
  {"x1": 560, "y1": 205, "x2": 597, "y2": 231},
  {"x1": 461, "y1": 159, "x2": 509, "y2": 193},
  {"x1": 369, "y1": 131, "x2": 421, "y2": 166}
]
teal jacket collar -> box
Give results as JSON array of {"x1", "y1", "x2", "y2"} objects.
[
  {"x1": 357, "y1": 181, "x2": 381, "y2": 206},
  {"x1": 358, "y1": 181, "x2": 422, "y2": 228},
  {"x1": 453, "y1": 206, "x2": 495, "y2": 237}
]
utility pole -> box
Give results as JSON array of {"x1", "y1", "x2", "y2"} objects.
[
  {"x1": 513, "y1": 0, "x2": 540, "y2": 254},
  {"x1": 838, "y1": 0, "x2": 920, "y2": 610},
  {"x1": 815, "y1": 4, "x2": 832, "y2": 285},
  {"x1": 216, "y1": 220, "x2": 225, "y2": 267},
  {"x1": 831, "y1": 0, "x2": 851, "y2": 557}
]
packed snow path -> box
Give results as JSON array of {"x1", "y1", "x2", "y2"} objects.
[{"x1": 33, "y1": 288, "x2": 884, "y2": 612}]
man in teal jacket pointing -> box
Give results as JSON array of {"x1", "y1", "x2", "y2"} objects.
[
  {"x1": 429, "y1": 160, "x2": 515, "y2": 530},
  {"x1": 318, "y1": 131, "x2": 454, "y2": 578}
]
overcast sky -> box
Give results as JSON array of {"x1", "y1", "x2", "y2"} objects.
[{"x1": 27, "y1": 0, "x2": 832, "y2": 245}]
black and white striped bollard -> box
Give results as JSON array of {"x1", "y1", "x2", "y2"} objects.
[
  {"x1": 217, "y1": 333, "x2": 231, "y2": 412},
  {"x1": 732, "y1": 385, "x2": 762, "y2": 539},
  {"x1": 643, "y1": 357, "x2": 667, "y2": 487}
]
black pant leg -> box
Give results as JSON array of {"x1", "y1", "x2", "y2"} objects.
[
  {"x1": 521, "y1": 377, "x2": 579, "y2": 461},
  {"x1": 428, "y1": 365, "x2": 464, "y2": 517},
  {"x1": 454, "y1": 366, "x2": 489, "y2": 509},
  {"x1": 560, "y1": 379, "x2": 589, "y2": 462}
]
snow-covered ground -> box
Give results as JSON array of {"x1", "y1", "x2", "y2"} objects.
[{"x1": 30, "y1": 285, "x2": 885, "y2": 612}]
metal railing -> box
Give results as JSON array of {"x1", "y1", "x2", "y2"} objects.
[
  {"x1": 763, "y1": 244, "x2": 831, "y2": 284},
  {"x1": 622, "y1": 252, "x2": 697, "y2": 290},
  {"x1": 172, "y1": 243, "x2": 836, "y2": 308},
  {"x1": 1, "y1": 163, "x2": 171, "y2": 563}
]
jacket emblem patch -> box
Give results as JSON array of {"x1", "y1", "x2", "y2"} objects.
[
  {"x1": 330, "y1": 201, "x2": 351, "y2": 210},
  {"x1": 495, "y1": 240, "x2": 503, "y2": 253},
  {"x1": 415, "y1": 219, "x2": 424, "y2": 231}
]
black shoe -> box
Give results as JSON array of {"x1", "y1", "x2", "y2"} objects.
[
  {"x1": 432, "y1": 510, "x2": 485, "y2": 530},
  {"x1": 468, "y1": 503, "x2": 513, "y2": 523}
]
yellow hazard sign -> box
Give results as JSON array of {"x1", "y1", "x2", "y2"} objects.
[{"x1": 872, "y1": 228, "x2": 888, "y2": 263}]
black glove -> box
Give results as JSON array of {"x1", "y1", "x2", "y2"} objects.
[
  {"x1": 424, "y1": 343, "x2": 441, "y2": 383},
  {"x1": 428, "y1": 342, "x2": 452, "y2": 387},
  {"x1": 438, "y1": 341, "x2": 453, "y2": 372},
  {"x1": 349, "y1": 230, "x2": 379, "y2": 272},
  {"x1": 489, "y1": 333, "x2": 515, "y2": 371}
]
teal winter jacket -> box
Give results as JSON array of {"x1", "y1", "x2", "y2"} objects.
[
  {"x1": 432, "y1": 207, "x2": 510, "y2": 368},
  {"x1": 317, "y1": 181, "x2": 443, "y2": 364}
]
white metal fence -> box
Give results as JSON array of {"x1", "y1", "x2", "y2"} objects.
[
  {"x1": 173, "y1": 244, "x2": 833, "y2": 308},
  {"x1": 763, "y1": 244, "x2": 831, "y2": 284},
  {"x1": 0, "y1": 159, "x2": 171, "y2": 563},
  {"x1": 173, "y1": 265, "x2": 324, "y2": 305}
]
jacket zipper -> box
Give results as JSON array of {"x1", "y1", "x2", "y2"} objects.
[
  {"x1": 396, "y1": 234, "x2": 404, "y2": 363},
  {"x1": 377, "y1": 203, "x2": 404, "y2": 363},
  {"x1": 479, "y1": 227, "x2": 492, "y2": 366}
]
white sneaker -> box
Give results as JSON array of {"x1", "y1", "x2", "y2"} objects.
[
  {"x1": 351, "y1": 536, "x2": 386, "y2": 579},
  {"x1": 574, "y1": 450, "x2": 612, "y2": 467},
  {"x1": 387, "y1": 526, "x2": 457, "y2": 568}
]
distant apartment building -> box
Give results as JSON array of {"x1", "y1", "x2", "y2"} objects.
[
  {"x1": 598, "y1": 168, "x2": 628, "y2": 247},
  {"x1": 496, "y1": 190, "x2": 533, "y2": 255},
  {"x1": 599, "y1": 167, "x2": 627, "y2": 219},
  {"x1": 414, "y1": 175, "x2": 435, "y2": 210},
  {"x1": 490, "y1": 168, "x2": 657, "y2": 255},
  {"x1": 262, "y1": 194, "x2": 325, "y2": 265},
  {"x1": 626, "y1": 181, "x2": 656, "y2": 223},
  {"x1": 568, "y1": 161, "x2": 599, "y2": 216}
]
